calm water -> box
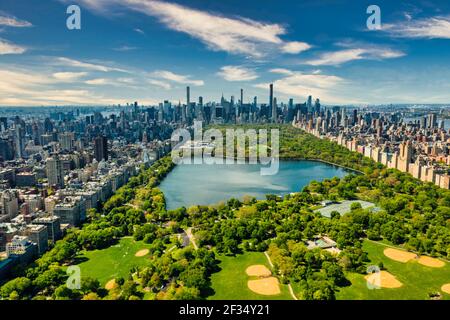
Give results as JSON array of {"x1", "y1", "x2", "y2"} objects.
[{"x1": 160, "y1": 160, "x2": 350, "y2": 210}]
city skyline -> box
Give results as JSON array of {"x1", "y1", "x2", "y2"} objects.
[{"x1": 0, "y1": 0, "x2": 450, "y2": 107}]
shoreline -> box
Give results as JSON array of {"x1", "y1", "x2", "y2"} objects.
[{"x1": 177, "y1": 154, "x2": 363, "y2": 175}]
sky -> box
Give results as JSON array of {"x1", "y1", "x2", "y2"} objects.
[{"x1": 0, "y1": 0, "x2": 450, "y2": 106}]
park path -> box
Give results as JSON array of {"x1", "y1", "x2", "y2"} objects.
[
  {"x1": 125, "y1": 203, "x2": 139, "y2": 209},
  {"x1": 185, "y1": 227, "x2": 198, "y2": 250},
  {"x1": 264, "y1": 252, "x2": 298, "y2": 300}
]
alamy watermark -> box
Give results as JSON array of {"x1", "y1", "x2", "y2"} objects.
[
  {"x1": 366, "y1": 265, "x2": 381, "y2": 289},
  {"x1": 367, "y1": 5, "x2": 381, "y2": 30},
  {"x1": 66, "y1": 5, "x2": 81, "y2": 30},
  {"x1": 66, "y1": 265, "x2": 81, "y2": 289},
  {"x1": 171, "y1": 121, "x2": 279, "y2": 175}
]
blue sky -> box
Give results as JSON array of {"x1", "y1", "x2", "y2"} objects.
[{"x1": 0, "y1": 0, "x2": 449, "y2": 106}]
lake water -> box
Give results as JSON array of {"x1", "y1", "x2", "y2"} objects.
[{"x1": 160, "y1": 160, "x2": 350, "y2": 210}]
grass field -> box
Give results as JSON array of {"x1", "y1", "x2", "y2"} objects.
[
  {"x1": 336, "y1": 240, "x2": 450, "y2": 300},
  {"x1": 77, "y1": 237, "x2": 152, "y2": 286},
  {"x1": 208, "y1": 251, "x2": 293, "y2": 300}
]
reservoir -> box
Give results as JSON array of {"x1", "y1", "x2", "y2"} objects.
[{"x1": 160, "y1": 160, "x2": 350, "y2": 210}]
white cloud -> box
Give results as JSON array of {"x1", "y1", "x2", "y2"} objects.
[
  {"x1": 0, "y1": 68, "x2": 119, "y2": 106},
  {"x1": 85, "y1": 78, "x2": 108, "y2": 85},
  {"x1": 53, "y1": 72, "x2": 88, "y2": 81},
  {"x1": 148, "y1": 79, "x2": 171, "y2": 90},
  {"x1": 85, "y1": 77, "x2": 139, "y2": 86},
  {"x1": 113, "y1": 45, "x2": 138, "y2": 51},
  {"x1": 304, "y1": 47, "x2": 405, "y2": 66},
  {"x1": 69, "y1": 0, "x2": 310, "y2": 58},
  {"x1": 269, "y1": 68, "x2": 294, "y2": 75},
  {"x1": 0, "y1": 38, "x2": 26, "y2": 55},
  {"x1": 382, "y1": 15, "x2": 450, "y2": 39},
  {"x1": 0, "y1": 14, "x2": 32, "y2": 27},
  {"x1": 150, "y1": 70, "x2": 204, "y2": 86},
  {"x1": 281, "y1": 41, "x2": 311, "y2": 54},
  {"x1": 55, "y1": 57, "x2": 127, "y2": 72},
  {"x1": 254, "y1": 69, "x2": 348, "y2": 103},
  {"x1": 217, "y1": 66, "x2": 258, "y2": 81},
  {"x1": 134, "y1": 28, "x2": 145, "y2": 35}
]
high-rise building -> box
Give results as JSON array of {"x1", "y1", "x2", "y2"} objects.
[
  {"x1": 94, "y1": 136, "x2": 108, "y2": 162},
  {"x1": 307, "y1": 95, "x2": 313, "y2": 113},
  {"x1": 14, "y1": 125, "x2": 25, "y2": 159},
  {"x1": 26, "y1": 225, "x2": 48, "y2": 255},
  {"x1": 46, "y1": 155, "x2": 64, "y2": 188},
  {"x1": 0, "y1": 117, "x2": 7, "y2": 132},
  {"x1": 186, "y1": 86, "x2": 190, "y2": 108},
  {"x1": 240, "y1": 89, "x2": 244, "y2": 107},
  {"x1": 314, "y1": 98, "x2": 321, "y2": 114},
  {"x1": 0, "y1": 139, "x2": 14, "y2": 161},
  {"x1": 58, "y1": 132, "x2": 74, "y2": 151},
  {"x1": 1, "y1": 190, "x2": 19, "y2": 220},
  {"x1": 270, "y1": 84, "x2": 276, "y2": 122}
]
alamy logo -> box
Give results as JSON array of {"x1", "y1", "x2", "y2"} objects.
[
  {"x1": 171, "y1": 121, "x2": 279, "y2": 175},
  {"x1": 366, "y1": 5, "x2": 381, "y2": 30},
  {"x1": 66, "y1": 5, "x2": 81, "y2": 30},
  {"x1": 366, "y1": 265, "x2": 381, "y2": 289},
  {"x1": 66, "y1": 265, "x2": 81, "y2": 289}
]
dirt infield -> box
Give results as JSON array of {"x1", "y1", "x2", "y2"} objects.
[
  {"x1": 383, "y1": 248, "x2": 417, "y2": 263},
  {"x1": 135, "y1": 249, "x2": 149, "y2": 257},
  {"x1": 441, "y1": 284, "x2": 450, "y2": 294},
  {"x1": 245, "y1": 265, "x2": 272, "y2": 277},
  {"x1": 364, "y1": 271, "x2": 403, "y2": 288},
  {"x1": 417, "y1": 256, "x2": 445, "y2": 268},
  {"x1": 248, "y1": 277, "x2": 281, "y2": 295},
  {"x1": 105, "y1": 279, "x2": 117, "y2": 290}
]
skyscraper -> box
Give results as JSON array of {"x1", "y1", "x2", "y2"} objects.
[
  {"x1": 58, "y1": 132, "x2": 74, "y2": 151},
  {"x1": 240, "y1": 88, "x2": 244, "y2": 107},
  {"x1": 94, "y1": 136, "x2": 108, "y2": 162},
  {"x1": 46, "y1": 156, "x2": 64, "y2": 188},
  {"x1": 186, "y1": 86, "x2": 190, "y2": 107},
  {"x1": 270, "y1": 84, "x2": 276, "y2": 122},
  {"x1": 307, "y1": 95, "x2": 312, "y2": 113}
]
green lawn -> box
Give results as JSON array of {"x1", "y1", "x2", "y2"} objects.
[
  {"x1": 77, "y1": 237, "x2": 152, "y2": 286},
  {"x1": 208, "y1": 251, "x2": 293, "y2": 300},
  {"x1": 336, "y1": 240, "x2": 450, "y2": 300}
]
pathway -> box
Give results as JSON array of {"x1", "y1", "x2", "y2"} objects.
[
  {"x1": 185, "y1": 227, "x2": 198, "y2": 250},
  {"x1": 264, "y1": 252, "x2": 298, "y2": 300}
]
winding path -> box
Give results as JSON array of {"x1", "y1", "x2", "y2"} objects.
[
  {"x1": 185, "y1": 227, "x2": 198, "y2": 250},
  {"x1": 264, "y1": 252, "x2": 298, "y2": 300}
]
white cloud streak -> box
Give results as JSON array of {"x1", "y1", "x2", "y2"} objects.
[
  {"x1": 217, "y1": 65, "x2": 258, "y2": 81},
  {"x1": 150, "y1": 70, "x2": 204, "y2": 86},
  {"x1": 55, "y1": 57, "x2": 128, "y2": 72},
  {"x1": 0, "y1": 38, "x2": 26, "y2": 55},
  {"x1": 53, "y1": 72, "x2": 88, "y2": 81},
  {"x1": 304, "y1": 47, "x2": 405, "y2": 66},
  {"x1": 255, "y1": 69, "x2": 348, "y2": 103},
  {"x1": 148, "y1": 79, "x2": 171, "y2": 90},
  {"x1": 382, "y1": 15, "x2": 450, "y2": 39},
  {"x1": 0, "y1": 14, "x2": 32, "y2": 27},
  {"x1": 0, "y1": 68, "x2": 119, "y2": 106},
  {"x1": 65, "y1": 0, "x2": 311, "y2": 58}
]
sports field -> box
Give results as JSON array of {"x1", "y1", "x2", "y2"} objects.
[
  {"x1": 316, "y1": 200, "x2": 376, "y2": 217},
  {"x1": 336, "y1": 240, "x2": 450, "y2": 300},
  {"x1": 208, "y1": 251, "x2": 293, "y2": 300},
  {"x1": 76, "y1": 237, "x2": 152, "y2": 286}
]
